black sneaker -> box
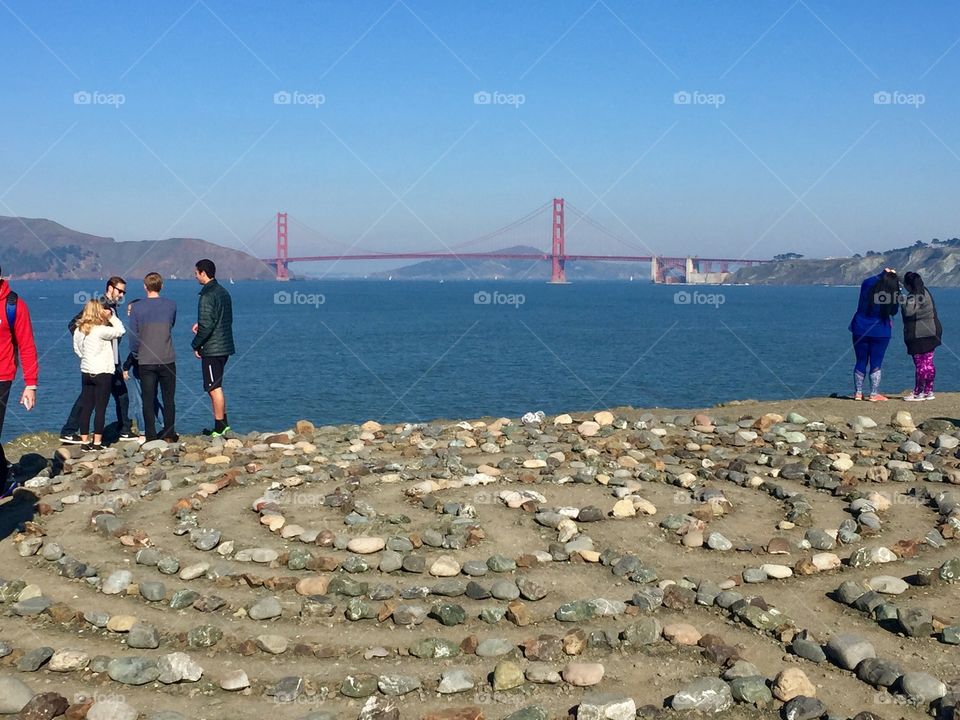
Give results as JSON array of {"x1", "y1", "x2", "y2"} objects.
[
  {"x1": 162, "y1": 433, "x2": 180, "y2": 443},
  {"x1": 60, "y1": 434, "x2": 83, "y2": 445},
  {"x1": 118, "y1": 431, "x2": 137, "y2": 441},
  {"x1": 80, "y1": 442, "x2": 103, "y2": 452}
]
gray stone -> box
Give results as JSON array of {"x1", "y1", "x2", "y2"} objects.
[
  {"x1": 437, "y1": 668, "x2": 474, "y2": 694},
  {"x1": 128, "y1": 622, "x2": 161, "y2": 649},
  {"x1": 139, "y1": 581, "x2": 166, "y2": 602},
  {"x1": 248, "y1": 596, "x2": 282, "y2": 620},
  {"x1": 341, "y1": 674, "x2": 378, "y2": 698},
  {"x1": 782, "y1": 696, "x2": 827, "y2": 720},
  {"x1": 899, "y1": 672, "x2": 946, "y2": 704},
  {"x1": 825, "y1": 634, "x2": 875, "y2": 670},
  {"x1": 101, "y1": 570, "x2": 133, "y2": 595},
  {"x1": 476, "y1": 638, "x2": 515, "y2": 657},
  {"x1": 728, "y1": 676, "x2": 772, "y2": 705},
  {"x1": 88, "y1": 701, "x2": 138, "y2": 720},
  {"x1": 856, "y1": 658, "x2": 903, "y2": 688},
  {"x1": 107, "y1": 657, "x2": 161, "y2": 685},
  {"x1": 671, "y1": 677, "x2": 734, "y2": 713},
  {"x1": 271, "y1": 676, "x2": 304, "y2": 703},
  {"x1": 577, "y1": 693, "x2": 637, "y2": 720},
  {"x1": 897, "y1": 607, "x2": 933, "y2": 637},
  {"x1": 377, "y1": 674, "x2": 420, "y2": 696},
  {"x1": 17, "y1": 647, "x2": 53, "y2": 672},
  {"x1": 0, "y1": 675, "x2": 34, "y2": 713}
]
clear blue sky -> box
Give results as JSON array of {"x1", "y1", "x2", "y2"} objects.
[{"x1": 2, "y1": 0, "x2": 959, "y2": 264}]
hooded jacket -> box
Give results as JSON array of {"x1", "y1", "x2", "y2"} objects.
[{"x1": 0, "y1": 280, "x2": 39, "y2": 386}]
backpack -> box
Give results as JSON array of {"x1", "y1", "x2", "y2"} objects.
[{"x1": 4, "y1": 291, "x2": 17, "y2": 359}]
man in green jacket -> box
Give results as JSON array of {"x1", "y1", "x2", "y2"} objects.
[{"x1": 191, "y1": 259, "x2": 235, "y2": 436}]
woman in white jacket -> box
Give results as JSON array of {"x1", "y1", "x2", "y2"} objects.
[{"x1": 73, "y1": 299, "x2": 125, "y2": 451}]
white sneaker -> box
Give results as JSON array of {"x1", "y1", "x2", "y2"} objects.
[
  {"x1": 903, "y1": 394, "x2": 924, "y2": 401},
  {"x1": 923, "y1": 393, "x2": 936, "y2": 401}
]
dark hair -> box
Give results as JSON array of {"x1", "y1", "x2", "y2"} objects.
[
  {"x1": 903, "y1": 271, "x2": 925, "y2": 295},
  {"x1": 106, "y1": 276, "x2": 126, "y2": 291},
  {"x1": 869, "y1": 269, "x2": 900, "y2": 319},
  {"x1": 195, "y1": 259, "x2": 216, "y2": 279}
]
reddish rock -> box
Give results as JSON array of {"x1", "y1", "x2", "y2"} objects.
[
  {"x1": 891, "y1": 539, "x2": 920, "y2": 558},
  {"x1": 16, "y1": 692, "x2": 69, "y2": 720},
  {"x1": 562, "y1": 629, "x2": 587, "y2": 655},
  {"x1": 64, "y1": 699, "x2": 93, "y2": 720},
  {"x1": 237, "y1": 640, "x2": 258, "y2": 656},
  {"x1": 506, "y1": 600, "x2": 531, "y2": 627},
  {"x1": 306, "y1": 556, "x2": 339, "y2": 572},
  {"x1": 515, "y1": 554, "x2": 540, "y2": 569},
  {"x1": 766, "y1": 537, "x2": 792, "y2": 554},
  {"x1": 459, "y1": 635, "x2": 478, "y2": 655},
  {"x1": 263, "y1": 576, "x2": 298, "y2": 592},
  {"x1": 48, "y1": 604, "x2": 78, "y2": 624}
]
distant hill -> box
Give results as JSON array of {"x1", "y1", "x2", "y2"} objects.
[
  {"x1": 732, "y1": 241, "x2": 960, "y2": 286},
  {"x1": 372, "y1": 245, "x2": 650, "y2": 281},
  {"x1": 0, "y1": 216, "x2": 275, "y2": 280}
]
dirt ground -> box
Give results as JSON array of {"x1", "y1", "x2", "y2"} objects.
[{"x1": 1, "y1": 393, "x2": 959, "y2": 720}]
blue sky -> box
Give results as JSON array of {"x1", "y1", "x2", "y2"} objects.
[{"x1": 2, "y1": 0, "x2": 959, "y2": 267}]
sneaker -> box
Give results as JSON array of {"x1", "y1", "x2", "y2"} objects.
[
  {"x1": 80, "y1": 442, "x2": 103, "y2": 452},
  {"x1": 853, "y1": 393, "x2": 863, "y2": 401},
  {"x1": 0, "y1": 477, "x2": 20, "y2": 499},
  {"x1": 867, "y1": 394, "x2": 889, "y2": 402},
  {"x1": 923, "y1": 393, "x2": 936, "y2": 401},
  {"x1": 60, "y1": 434, "x2": 83, "y2": 445},
  {"x1": 211, "y1": 426, "x2": 231, "y2": 438},
  {"x1": 162, "y1": 433, "x2": 180, "y2": 443},
  {"x1": 118, "y1": 431, "x2": 137, "y2": 441},
  {"x1": 903, "y1": 393, "x2": 924, "y2": 401}
]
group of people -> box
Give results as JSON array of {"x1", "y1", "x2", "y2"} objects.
[
  {"x1": 0, "y1": 259, "x2": 235, "y2": 496},
  {"x1": 849, "y1": 269, "x2": 943, "y2": 401}
]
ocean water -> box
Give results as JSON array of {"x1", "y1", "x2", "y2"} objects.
[{"x1": 3, "y1": 279, "x2": 958, "y2": 438}]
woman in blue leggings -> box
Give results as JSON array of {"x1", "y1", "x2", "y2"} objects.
[{"x1": 849, "y1": 269, "x2": 900, "y2": 401}]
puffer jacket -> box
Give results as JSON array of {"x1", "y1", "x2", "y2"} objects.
[
  {"x1": 191, "y1": 280, "x2": 235, "y2": 357},
  {"x1": 902, "y1": 288, "x2": 942, "y2": 355}
]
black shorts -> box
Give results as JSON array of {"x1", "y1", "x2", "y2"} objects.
[{"x1": 201, "y1": 356, "x2": 228, "y2": 393}]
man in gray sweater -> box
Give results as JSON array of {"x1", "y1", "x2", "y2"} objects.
[{"x1": 129, "y1": 272, "x2": 177, "y2": 442}]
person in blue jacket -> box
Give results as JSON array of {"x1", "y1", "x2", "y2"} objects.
[{"x1": 849, "y1": 268, "x2": 900, "y2": 401}]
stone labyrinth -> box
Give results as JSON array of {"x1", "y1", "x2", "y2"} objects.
[{"x1": 0, "y1": 402, "x2": 959, "y2": 720}]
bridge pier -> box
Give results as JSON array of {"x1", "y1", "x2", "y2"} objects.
[{"x1": 548, "y1": 197, "x2": 568, "y2": 283}]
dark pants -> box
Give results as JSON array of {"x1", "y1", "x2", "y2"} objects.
[
  {"x1": 62, "y1": 364, "x2": 130, "y2": 435},
  {"x1": 140, "y1": 363, "x2": 176, "y2": 440},
  {"x1": 853, "y1": 335, "x2": 890, "y2": 374},
  {"x1": 78, "y1": 372, "x2": 113, "y2": 437},
  {"x1": 0, "y1": 380, "x2": 10, "y2": 486}
]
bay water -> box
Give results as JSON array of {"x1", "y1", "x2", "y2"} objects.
[{"x1": 4, "y1": 279, "x2": 957, "y2": 438}]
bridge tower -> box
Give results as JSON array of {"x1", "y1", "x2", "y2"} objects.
[
  {"x1": 550, "y1": 197, "x2": 567, "y2": 284},
  {"x1": 276, "y1": 212, "x2": 289, "y2": 281}
]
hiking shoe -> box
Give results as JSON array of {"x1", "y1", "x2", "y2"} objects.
[
  {"x1": 162, "y1": 433, "x2": 180, "y2": 443},
  {"x1": 867, "y1": 394, "x2": 889, "y2": 402},
  {"x1": 903, "y1": 393, "x2": 924, "y2": 401},
  {"x1": 60, "y1": 434, "x2": 83, "y2": 445}
]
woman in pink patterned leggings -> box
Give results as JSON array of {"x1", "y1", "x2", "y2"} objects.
[{"x1": 901, "y1": 272, "x2": 942, "y2": 401}]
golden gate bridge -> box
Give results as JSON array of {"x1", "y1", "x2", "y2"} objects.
[{"x1": 259, "y1": 198, "x2": 768, "y2": 283}]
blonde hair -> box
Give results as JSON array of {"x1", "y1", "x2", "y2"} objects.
[{"x1": 77, "y1": 299, "x2": 109, "y2": 335}]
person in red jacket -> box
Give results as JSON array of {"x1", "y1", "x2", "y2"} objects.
[{"x1": 0, "y1": 267, "x2": 39, "y2": 498}]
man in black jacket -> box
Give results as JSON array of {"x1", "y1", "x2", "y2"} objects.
[{"x1": 192, "y1": 259, "x2": 235, "y2": 436}]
